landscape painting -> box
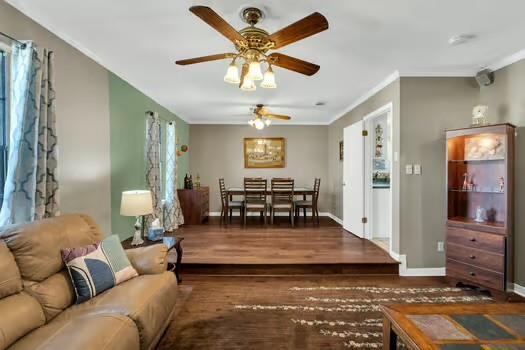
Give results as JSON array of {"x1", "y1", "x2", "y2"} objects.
[{"x1": 244, "y1": 138, "x2": 285, "y2": 168}]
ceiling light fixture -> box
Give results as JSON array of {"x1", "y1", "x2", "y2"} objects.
[
  {"x1": 176, "y1": 6, "x2": 328, "y2": 92},
  {"x1": 247, "y1": 104, "x2": 291, "y2": 130},
  {"x1": 448, "y1": 34, "x2": 476, "y2": 46}
]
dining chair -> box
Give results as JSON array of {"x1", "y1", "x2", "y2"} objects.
[
  {"x1": 269, "y1": 178, "x2": 295, "y2": 227},
  {"x1": 219, "y1": 178, "x2": 243, "y2": 225},
  {"x1": 295, "y1": 178, "x2": 321, "y2": 225},
  {"x1": 243, "y1": 177, "x2": 268, "y2": 226}
]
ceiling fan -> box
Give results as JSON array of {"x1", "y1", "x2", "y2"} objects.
[
  {"x1": 249, "y1": 104, "x2": 291, "y2": 129},
  {"x1": 176, "y1": 6, "x2": 329, "y2": 91}
]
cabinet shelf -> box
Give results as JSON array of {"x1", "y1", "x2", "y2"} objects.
[{"x1": 448, "y1": 189, "x2": 504, "y2": 194}]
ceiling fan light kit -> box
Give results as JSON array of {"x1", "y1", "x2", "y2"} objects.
[
  {"x1": 247, "y1": 104, "x2": 291, "y2": 130},
  {"x1": 176, "y1": 6, "x2": 328, "y2": 92}
]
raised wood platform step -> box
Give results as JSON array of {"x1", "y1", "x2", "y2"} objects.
[
  {"x1": 174, "y1": 217, "x2": 400, "y2": 276},
  {"x1": 182, "y1": 262, "x2": 399, "y2": 276}
]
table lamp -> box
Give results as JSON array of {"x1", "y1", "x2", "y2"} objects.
[{"x1": 120, "y1": 190, "x2": 154, "y2": 246}]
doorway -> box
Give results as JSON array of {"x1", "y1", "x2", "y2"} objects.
[{"x1": 343, "y1": 102, "x2": 397, "y2": 258}]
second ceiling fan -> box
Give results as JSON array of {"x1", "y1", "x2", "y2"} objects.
[{"x1": 176, "y1": 6, "x2": 329, "y2": 91}]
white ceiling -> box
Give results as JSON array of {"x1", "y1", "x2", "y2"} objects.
[{"x1": 7, "y1": 0, "x2": 525, "y2": 124}]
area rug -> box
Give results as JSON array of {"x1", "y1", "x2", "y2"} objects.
[{"x1": 157, "y1": 276, "x2": 492, "y2": 349}]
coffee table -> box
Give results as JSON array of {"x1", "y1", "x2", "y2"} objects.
[
  {"x1": 381, "y1": 303, "x2": 525, "y2": 349},
  {"x1": 122, "y1": 235, "x2": 184, "y2": 283}
]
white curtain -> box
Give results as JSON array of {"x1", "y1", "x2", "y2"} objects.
[
  {"x1": 164, "y1": 122, "x2": 184, "y2": 230},
  {"x1": 0, "y1": 42, "x2": 59, "y2": 225},
  {"x1": 145, "y1": 111, "x2": 162, "y2": 227}
]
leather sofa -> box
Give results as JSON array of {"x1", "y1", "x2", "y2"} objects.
[{"x1": 0, "y1": 214, "x2": 178, "y2": 350}]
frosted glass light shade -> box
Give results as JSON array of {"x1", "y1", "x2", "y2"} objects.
[
  {"x1": 223, "y1": 63, "x2": 240, "y2": 84},
  {"x1": 120, "y1": 190, "x2": 153, "y2": 216},
  {"x1": 247, "y1": 61, "x2": 263, "y2": 81},
  {"x1": 240, "y1": 77, "x2": 256, "y2": 91},
  {"x1": 260, "y1": 67, "x2": 277, "y2": 89},
  {"x1": 254, "y1": 119, "x2": 265, "y2": 130},
  {"x1": 265, "y1": 119, "x2": 272, "y2": 126}
]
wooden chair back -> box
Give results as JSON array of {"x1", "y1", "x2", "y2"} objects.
[
  {"x1": 243, "y1": 178, "x2": 267, "y2": 204},
  {"x1": 219, "y1": 178, "x2": 227, "y2": 206},
  {"x1": 313, "y1": 178, "x2": 321, "y2": 204},
  {"x1": 271, "y1": 178, "x2": 294, "y2": 204}
]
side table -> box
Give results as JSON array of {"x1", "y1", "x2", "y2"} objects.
[{"x1": 122, "y1": 235, "x2": 184, "y2": 284}]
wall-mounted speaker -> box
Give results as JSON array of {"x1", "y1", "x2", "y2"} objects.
[{"x1": 475, "y1": 69, "x2": 494, "y2": 87}]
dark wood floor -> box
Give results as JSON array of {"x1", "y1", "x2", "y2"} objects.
[{"x1": 172, "y1": 216, "x2": 399, "y2": 276}]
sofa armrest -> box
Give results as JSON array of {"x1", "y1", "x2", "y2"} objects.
[{"x1": 125, "y1": 244, "x2": 168, "y2": 275}]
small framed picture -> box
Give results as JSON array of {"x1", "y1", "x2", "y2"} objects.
[{"x1": 339, "y1": 141, "x2": 344, "y2": 161}]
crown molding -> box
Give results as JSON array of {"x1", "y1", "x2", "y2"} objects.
[
  {"x1": 484, "y1": 48, "x2": 525, "y2": 72},
  {"x1": 5, "y1": 0, "x2": 191, "y2": 124},
  {"x1": 188, "y1": 120, "x2": 329, "y2": 125},
  {"x1": 327, "y1": 71, "x2": 400, "y2": 125}
]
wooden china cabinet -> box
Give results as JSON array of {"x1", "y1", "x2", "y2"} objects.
[{"x1": 445, "y1": 123, "x2": 515, "y2": 297}]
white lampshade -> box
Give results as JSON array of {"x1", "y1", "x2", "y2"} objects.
[
  {"x1": 120, "y1": 190, "x2": 153, "y2": 216},
  {"x1": 260, "y1": 66, "x2": 277, "y2": 89},
  {"x1": 240, "y1": 77, "x2": 256, "y2": 91},
  {"x1": 223, "y1": 62, "x2": 240, "y2": 84},
  {"x1": 247, "y1": 61, "x2": 263, "y2": 81}
]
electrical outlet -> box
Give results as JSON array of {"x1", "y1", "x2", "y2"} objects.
[
  {"x1": 414, "y1": 164, "x2": 422, "y2": 175},
  {"x1": 405, "y1": 164, "x2": 413, "y2": 175},
  {"x1": 437, "y1": 241, "x2": 444, "y2": 252}
]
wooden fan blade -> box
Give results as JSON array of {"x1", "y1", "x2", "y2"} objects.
[
  {"x1": 268, "y1": 12, "x2": 328, "y2": 49},
  {"x1": 176, "y1": 53, "x2": 235, "y2": 65},
  {"x1": 268, "y1": 53, "x2": 320, "y2": 76},
  {"x1": 266, "y1": 114, "x2": 291, "y2": 121},
  {"x1": 190, "y1": 6, "x2": 246, "y2": 45}
]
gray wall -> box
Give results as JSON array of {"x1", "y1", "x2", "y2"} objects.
[
  {"x1": 399, "y1": 78, "x2": 479, "y2": 268},
  {"x1": 0, "y1": 2, "x2": 112, "y2": 231},
  {"x1": 478, "y1": 59, "x2": 525, "y2": 285},
  {"x1": 327, "y1": 79, "x2": 400, "y2": 220},
  {"x1": 189, "y1": 125, "x2": 329, "y2": 213}
]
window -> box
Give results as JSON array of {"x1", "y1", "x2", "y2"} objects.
[{"x1": 0, "y1": 48, "x2": 9, "y2": 206}]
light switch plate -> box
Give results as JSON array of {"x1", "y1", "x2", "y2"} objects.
[
  {"x1": 414, "y1": 164, "x2": 422, "y2": 175},
  {"x1": 405, "y1": 164, "x2": 413, "y2": 175},
  {"x1": 437, "y1": 241, "x2": 444, "y2": 252}
]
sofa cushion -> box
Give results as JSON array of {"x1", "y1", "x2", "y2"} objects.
[
  {"x1": 23, "y1": 271, "x2": 75, "y2": 321},
  {"x1": 9, "y1": 314, "x2": 139, "y2": 350},
  {"x1": 1, "y1": 214, "x2": 104, "y2": 282},
  {"x1": 0, "y1": 292, "x2": 45, "y2": 350},
  {"x1": 55, "y1": 272, "x2": 177, "y2": 349},
  {"x1": 126, "y1": 244, "x2": 168, "y2": 275},
  {"x1": 0, "y1": 242, "x2": 22, "y2": 299},
  {"x1": 61, "y1": 235, "x2": 138, "y2": 303}
]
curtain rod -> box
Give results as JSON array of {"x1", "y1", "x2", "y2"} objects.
[{"x1": 0, "y1": 31, "x2": 27, "y2": 49}]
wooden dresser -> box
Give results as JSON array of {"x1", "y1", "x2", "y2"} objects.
[
  {"x1": 445, "y1": 124, "x2": 515, "y2": 296},
  {"x1": 177, "y1": 187, "x2": 209, "y2": 224}
]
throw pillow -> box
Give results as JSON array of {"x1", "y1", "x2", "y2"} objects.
[{"x1": 61, "y1": 235, "x2": 138, "y2": 303}]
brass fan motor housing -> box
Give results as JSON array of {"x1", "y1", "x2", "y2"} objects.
[{"x1": 237, "y1": 26, "x2": 275, "y2": 54}]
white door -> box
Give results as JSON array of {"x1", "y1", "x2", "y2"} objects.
[{"x1": 343, "y1": 120, "x2": 365, "y2": 238}]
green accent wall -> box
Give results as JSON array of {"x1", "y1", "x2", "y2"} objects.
[{"x1": 109, "y1": 73, "x2": 189, "y2": 240}]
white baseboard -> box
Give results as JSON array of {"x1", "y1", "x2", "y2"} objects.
[
  {"x1": 326, "y1": 213, "x2": 343, "y2": 225},
  {"x1": 396, "y1": 254, "x2": 446, "y2": 277},
  {"x1": 512, "y1": 283, "x2": 525, "y2": 297}
]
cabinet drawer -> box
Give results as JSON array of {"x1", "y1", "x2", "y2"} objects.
[
  {"x1": 447, "y1": 243, "x2": 504, "y2": 273},
  {"x1": 446, "y1": 259, "x2": 504, "y2": 291},
  {"x1": 447, "y1": 227, "x2": 505, "y2": 254}
]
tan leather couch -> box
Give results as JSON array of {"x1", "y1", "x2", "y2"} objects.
[{"x1": 0, "y1": 214, "x2": 178, "y2": 350}]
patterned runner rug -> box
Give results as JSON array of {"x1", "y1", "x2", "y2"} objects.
[{"x1": 157, "y1": 276, "x2": 492, "y2": 349}]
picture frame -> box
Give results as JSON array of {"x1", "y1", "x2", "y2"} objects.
[
  {"x1": 244, "y1": 137, "x2": 285, "y2": 168},
  {"x1": 339, "y1": 140, "x2": 344, "y2": 161}
]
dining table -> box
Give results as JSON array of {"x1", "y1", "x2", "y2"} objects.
[{"x1": 227, "y1": 187, "x2": 314, "y2": 196}]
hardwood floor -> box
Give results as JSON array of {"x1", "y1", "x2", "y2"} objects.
[{"x1": 171, "y1": 216, "x2": 399, "y2": 275}]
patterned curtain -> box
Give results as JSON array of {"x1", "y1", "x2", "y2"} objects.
[
  {"x1": 164, "y1": 122, "x2": 184, "y2": 230},
  {"x1": 0, "y1": 42, "x2": 59, "y2": 226},
  {"x1": 145, "y1": 111, "x2": 162, "y2": 227}
]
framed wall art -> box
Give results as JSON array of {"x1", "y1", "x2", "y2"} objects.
[{"x1": 244, "y1": 138, "x2": 285, "y2": 168}]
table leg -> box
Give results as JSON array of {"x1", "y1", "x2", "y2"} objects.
[
  {"x1": 383, "y1": 318, "x2": 397, "y2": 350},
  {"x1": 174, "y1": 239, "x2": 184, "y2": 284}
]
